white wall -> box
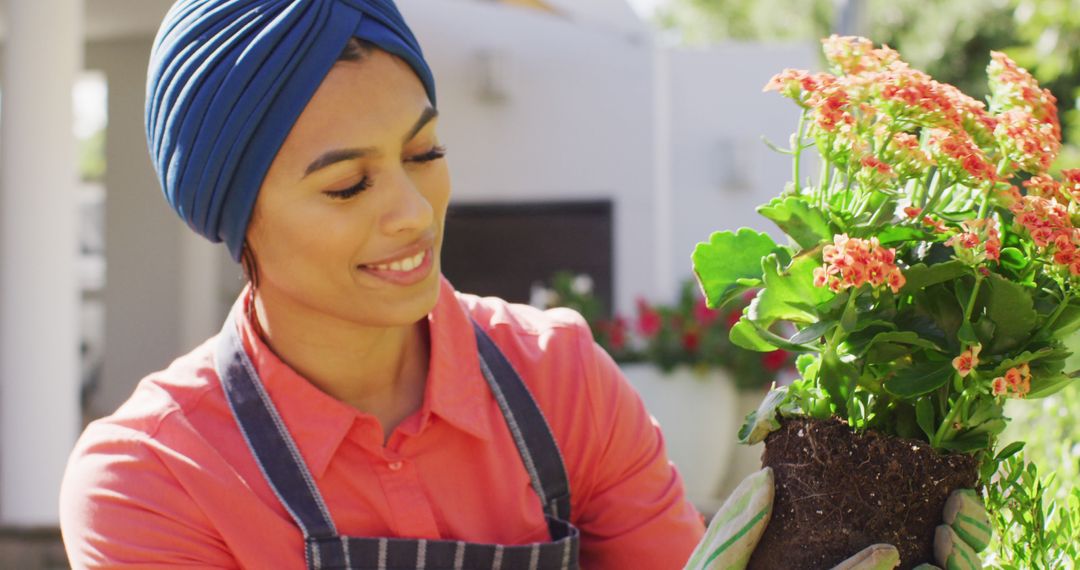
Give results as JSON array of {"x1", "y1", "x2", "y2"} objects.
[
  {"x1": 401, "y1": 0, "x2": 662, "y2": 314},
  {"x1": 665, "y1": 43, "x2": 819, "y2": 288}
]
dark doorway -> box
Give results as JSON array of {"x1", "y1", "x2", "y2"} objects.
[{"x1": 441, "y1": 200, "x2": 614, "y2": 317}]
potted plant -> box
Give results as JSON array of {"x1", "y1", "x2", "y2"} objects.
[
  {"x1": 534, "y1": 273, "x2": 795, "y2": 508},
  {"x1": 692, "y1": 36, "x2": 1080, "y2": 568}
]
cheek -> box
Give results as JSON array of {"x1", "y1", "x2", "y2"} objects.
[
  {"x1": 419, "y1": 162, "x2": 452, "y2": 219},
  {"x1": 251, "y1": 199, "x2": 373, "y2": 271}
]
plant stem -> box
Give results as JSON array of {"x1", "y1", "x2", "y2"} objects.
[
  {"x1": 922, "y1": 173, "x2": 949, "y2": 216},
  {"x1": 917, "y1": 167, "x2": 937, "y2": 209},
  {"x1": 868, "y1": 198, "x2": 894, "y2": 226},
  {"x1": 977, "y1": 186, "x2": 992, "y2": 219},
  {"x1": 820, "y1": 161, "x2": 834, "y2": 208},
  {"x1": 793, "y1": 111, "x2": 807, "y2": 195},
  {"x1": 963, "y1": 274, "x2": 984, "y2": 324},
  {"x1": 932, "y1": 389, "x2": 968, "y2": 447}
]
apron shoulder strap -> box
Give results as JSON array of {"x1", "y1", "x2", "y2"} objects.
[
  {"x1": 213, "y1": 306, "x2": 339, "y2": 541},
  {"x1": 471, "y1": 321, "x2": 572, "y2": 523}
]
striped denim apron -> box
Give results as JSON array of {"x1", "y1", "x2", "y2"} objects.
[{"x1": 213, "y1": 307, "x2": 581, "y2": 570}]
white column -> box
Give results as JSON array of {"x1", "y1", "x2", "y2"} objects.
[{"x1": 0, "y1": 0, "x2": 83, "y2": 526}]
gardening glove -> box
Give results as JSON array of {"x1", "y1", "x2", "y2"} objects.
[
  {"x1": 683, "y1": 472, "x2": 991, "y2": 570},
  {"x1": 682, "y1": 467, "x2": 900, "y2": 570},
  {"x1": 912, "y1": 489, "x2": 993, "y2": 570}
]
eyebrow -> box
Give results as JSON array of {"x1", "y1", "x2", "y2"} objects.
[{"x1": 302, "y1": 106, "x2": 439, "y2": 178}]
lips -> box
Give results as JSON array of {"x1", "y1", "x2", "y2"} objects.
[{"x1": 357, "y1": 237, "x2": 436, "y2": 286}]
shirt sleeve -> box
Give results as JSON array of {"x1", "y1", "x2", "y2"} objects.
[
  {"x1": 570, "y1": 323, "x2": 706, "y2": 570},
  {"x1": 59, "y1": 422, "x2": 239, "y2": 569}
]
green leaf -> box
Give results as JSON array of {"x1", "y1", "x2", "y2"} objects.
[
  {"x1": 995, "y1": 441, "x2": 1026, "y2": 462},
  {"x1": 692, "y1": 228, "x2": 782, "y2": 309},
  {"x1": 883, "y1": 361, "x2": 954, "y2": 398},
  {"x1": 901, "y1": 261, "x2": 969, "y2": 293},
  {"x1": 752, "y1": 253, "x2": 834, "y2": 324},
  {"x1": 729, "y1": 318, "x2": 779, "y2": 351},
  {"x1": 868, "y1": 331, "x2": 945, "y2": 352},
  {"x1": 958, "y1": 321, "x2": 978, "y2": 345},
  {"x1": 820, "y1": 348, "x2": 859, "y2": 416},
  {"x1": 998, "y1": 246, "x2": 1029, "y2": 273},
  {"x1": 789, "y1": 319, "x2": 835, "y2": 345},
  {"x1": 738, "y1": 388, "x2": 788, "y2": 444},
  {"x1": 877, "y1": 224, "x2": 929, "y2": 246},
  {"x1": 795, "y1": 353, "x2": 819, "y2": 379},
  {"x1": 940, "y1": 431, "x2": 990, "y2": 452},
  {"x1": 1026, "y1": 372, "x2": 1077, "y2": 399},
  {"x1": 991, "y1": 347, "x2": 1068, "y2": 375},
  {"x1": 757, "y1": 196, "x2": 833, "y2": 249},
  {"x1": 983, "y1": 273, "x2": 1038, "y2": 354},
  {"x1": 915, "y1": 398, "x2": 937, "y2": 440}
]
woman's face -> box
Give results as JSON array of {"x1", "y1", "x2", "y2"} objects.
[{"x1": 246, "y1": 48, "x2": 450, "y2": 327}]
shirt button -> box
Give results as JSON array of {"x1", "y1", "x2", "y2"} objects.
[{"x1": 388, "y1": 461, "x2": 403, "y2": 471}]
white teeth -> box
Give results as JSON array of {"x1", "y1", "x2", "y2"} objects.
[{"x1": 367, "y1": 250, "x2": 426, "y2": 273}]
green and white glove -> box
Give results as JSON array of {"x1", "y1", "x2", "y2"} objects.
[{"x1": 682, "y1": 468, "x2": 991, "y2": 570}]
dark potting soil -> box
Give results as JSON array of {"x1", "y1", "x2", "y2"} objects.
[{"x1": 746, "y1": 417, "x2": 979, "y2": 570}]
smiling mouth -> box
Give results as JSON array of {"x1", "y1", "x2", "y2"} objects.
[{"x1": 360, "y1": 249, "x2": 427, "y2": 272}]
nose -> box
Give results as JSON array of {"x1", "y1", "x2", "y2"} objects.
[{"x1": 377, "y1": 168, "x2": 434, "y2": 236}]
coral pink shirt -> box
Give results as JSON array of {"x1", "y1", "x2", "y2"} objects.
[{"x1": 60, "y1": 276, "x2": 705, "y2": 569}]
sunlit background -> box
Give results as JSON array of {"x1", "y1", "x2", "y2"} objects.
[{"x1": 1, "y1": 0, "x2": 1078, "y2": 567}]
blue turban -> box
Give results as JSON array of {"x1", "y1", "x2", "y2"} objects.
[{"x1": 146, "y1": 0, "x2": 437, "y2": 261}]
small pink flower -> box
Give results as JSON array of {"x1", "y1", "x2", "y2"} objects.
[
  {"x1": 951, "y1": 344, "x2": 982, "y2": 377},
  {"x1": 991, "y1": 377, "x2": 1008, "y2": 396}
]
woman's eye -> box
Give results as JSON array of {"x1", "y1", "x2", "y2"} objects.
[
  {"x1": 323, "y1": 177, "x2": 371, "y2": 200},
  {"x1": 407, "y1": 144, "x2": 447, "y2": 164}
]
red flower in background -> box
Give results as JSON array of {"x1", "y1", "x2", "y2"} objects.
[
  {"x1": 762, "y1": 350, "x2": 790, "y2": 372},
  {"x1": 693, "y1": 297, "x2": 720, "y2": 326},
  {"x1": 635, "y1": 298, "x2": 662, "y2": 338},
  {"x1": 599, "y1": 317, "x2": 628, "y2": 352},
  {"x1": 726, "y1": 310, "x2": 742, "y2": 329},
  {"x1": 682, "y1": 330, "x2": 701, "y2": 352}
]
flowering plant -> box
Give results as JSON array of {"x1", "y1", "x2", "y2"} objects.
[
  {"x1": 691, "y1": 36, "x2": 1080, "y2": 461},
  {"x1": 534, "y1": 272, "x2": 794, "y2": 390}
]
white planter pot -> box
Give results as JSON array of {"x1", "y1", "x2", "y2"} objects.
[
  {"x1": 716, "y1": 388, "x2": 771, "y2": 501},
  {"x1": 620, "y1": 363, "x2": 738, "y2": 511}
]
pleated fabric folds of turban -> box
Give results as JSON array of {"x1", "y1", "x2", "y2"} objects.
[{"x1": 146, "y1": 0, "x2": 437, "y2": 261}]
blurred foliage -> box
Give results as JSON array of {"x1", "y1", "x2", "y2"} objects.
[
  {"x1": 998, "y1": 333, "x2": 1080, "y2": 502},
  {"x1": 79, "y1": 127, "x2": 106, "y2": 183},
  {"x1": 655, "y1": 0, "x2": 1080, "y2": 166}
]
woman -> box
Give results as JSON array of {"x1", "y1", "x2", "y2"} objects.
[{"x1": 59, "y1": 1, "x2": 706, "y2": 568}]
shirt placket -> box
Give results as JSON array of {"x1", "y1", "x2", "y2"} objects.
[{"x1": 375, "y1": 448, "x2": 442, "y2": 539}]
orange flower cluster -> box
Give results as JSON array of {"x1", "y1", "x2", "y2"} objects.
[
  {"x1": 813, "y1": 234, "x2": 906, "y2": 293},
  {"x1": 952, "y1": 344, "x2": 981, "y2": 377},
  {"x1": 1010, "y1": 192, "x2": 1080, "y2": 276},
  {"x1": 944, "y1": 218, "x2": 1001, "y2": 265},
  {"x1": 822, "y1": 35, "x2": 900, "y2": 75},
  {"x1": 988, "y1": 52, "x2": 1061, "y2": 172},
  {"x1": 1062, "y1": 169, "x2": 1080, "y2": 203},
  {"x1": 995, "y1": 108, "x2": 1061, "y2": 173},
  {"x1": 988, "y1": 52, "x2": 1059, "y2": 130},
  {"x1": 882, "y1": 132, "x2": 935, "y2": 179},
  {"x1": 990, "y1": 363, "x2": 1032, "y2": 398},
  {"x1": 763, "y1": 69, "x2": 837, "y2": 108},
  {"x1": 927, "y1": 128, "x2": 997, "y2": 184}
]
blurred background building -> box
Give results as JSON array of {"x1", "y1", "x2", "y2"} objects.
[
  {"x1": 0, "y1": 0, "x2": 808, "y2": 565},
  {"x1": 4, "y1": 0, "x2": 1080, "y2": 567}
]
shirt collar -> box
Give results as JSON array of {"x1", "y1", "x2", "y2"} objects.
[{"x1": 228, "y1": 275, "x2": 494, "y2": 479}]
